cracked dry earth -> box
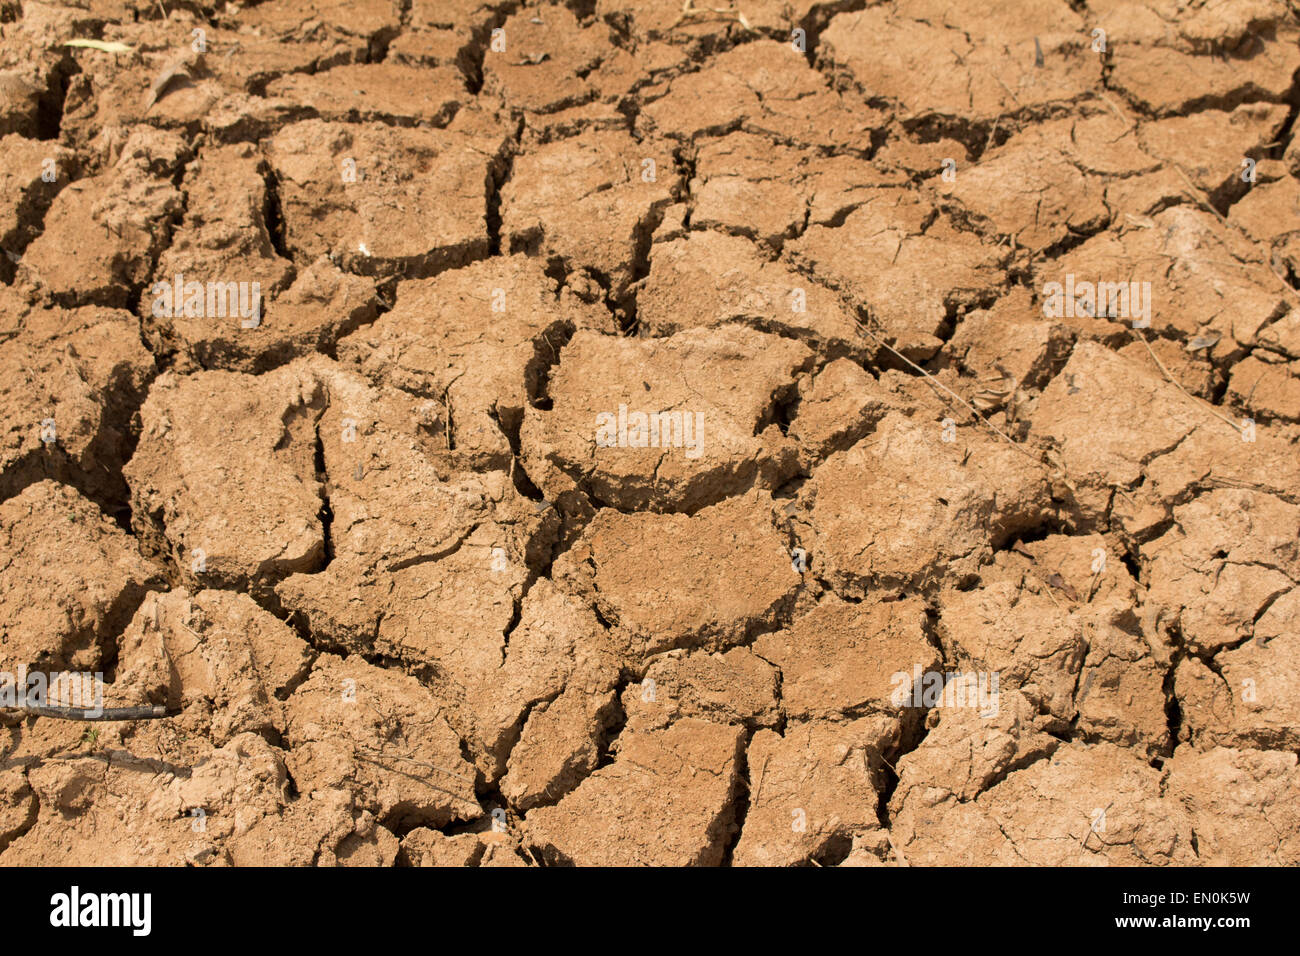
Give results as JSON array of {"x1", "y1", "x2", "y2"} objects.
[{"x1": 1, "y1": 0, "x2": 1299, "y2": 869}]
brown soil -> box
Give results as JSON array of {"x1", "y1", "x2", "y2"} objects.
[{"x1": 1, "y1": 0, "x2": 1299, "y2": 867}]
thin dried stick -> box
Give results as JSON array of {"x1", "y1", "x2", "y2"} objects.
[
  {"x1": 1171, "y1": 163, "x2": 1229, "y2": 227},
  {"x1": 354, "y1": 747, "x2": 476, "y2": 784},
  {"x1": 1085, "y1": 568, "x2": 1103, "y2": 603},
  {"x1": 1268, "y1": 261, "x2": 1300, "y2": 305},
  {"x1": 1129, "y1": 327, "x2": 1243, "y2": 434},
  {"x1": 1098, "y1": 93, "x2": 1130, "y2": 128},
  {"x1": 1165, "y1": 161, "x2": 1300, "y2": 303},
  {"x1": 851, "y1": 317, "x2": 1043, "y2": 463},
  {"x1": 749, "y1": 753, "x2": 769, "y2": 805},
  {"x1": 1080, "y1": 801, "x2": 1114, "y2": 849},
  {"x1": 1169, "y1": 163, "x2": 1300, "y2": 307},
  {"x1": 8, "y1": 704, "x2": 172, "y2": 721},
  {"x1": 1027, "y1": 570, "x2": 1065, "y2": 610}
]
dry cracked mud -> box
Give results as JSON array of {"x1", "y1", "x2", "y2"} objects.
[{"x1": 1, "y1": 0, "x2": 1299, "y2": 868}]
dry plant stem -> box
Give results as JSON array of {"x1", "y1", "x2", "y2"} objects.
[
  {"x1": 1029, "y1": 571, "x2": 1065, "y2": 610},
  {"x1": 1171, "y1": 162, "x2": 1300, "y2": 304},
  {"x1": 1099, "y1": 93, "x2": 1129, "y2": 126},
  {"x1": 355, "y1": 746, "x2": 476, "y2": 784},
  {"x1": 354, "y1": 748, "x2": 481, "y2": 812},
  {"x1": 1129, "y1": 326, "x2": 1244, "y2": 434},
  {"x1": 851, "y1": 317, "x2": 1043, "y2": 462},
  {"x1": 1172, "y1": 163, "x2": 1230, "y2": 227},
  {"x1": 8, "y1": 705, "x2": 172, "y2": 721}
]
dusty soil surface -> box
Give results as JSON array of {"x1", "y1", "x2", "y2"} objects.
[{"x1": 1, "y1": 0, "x2": 1299, "y2": 867}]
